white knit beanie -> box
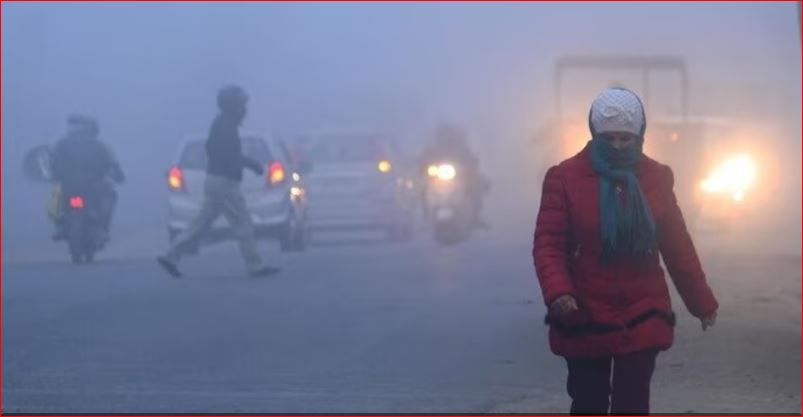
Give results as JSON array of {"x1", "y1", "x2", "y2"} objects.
[{"x1": 589, "y1": 88, "x2": 645, "y2": 137}]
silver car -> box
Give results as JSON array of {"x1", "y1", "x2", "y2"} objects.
[
  {"x1": 290, "y1": 131, "x2": 415, "y2": 240},
  {"x1": 165, "y1": 133, "x2": 309, "y2": 252}
]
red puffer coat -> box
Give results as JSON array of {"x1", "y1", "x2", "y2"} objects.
[{"x1": 532, "y1": 145, "x2": 718, "y2": 358}]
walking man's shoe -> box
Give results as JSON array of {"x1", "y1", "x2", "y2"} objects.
[{"x1": 157, "y1": 256, "x2": 182, "y2": 278}]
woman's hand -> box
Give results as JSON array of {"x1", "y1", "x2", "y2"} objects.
[
  {"x1": 701, "y1": 311, "x2": 717, "y2": 331},
  {"x1": 550, "y1": 294, "x2": 579, "y2": 315}
]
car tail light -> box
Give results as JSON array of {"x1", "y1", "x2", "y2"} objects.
[
  {"x1": 267, "y1": 161, "x2": 286, "y2": 185},
  {"x1": 168, "y1": 166, "x2": 184, "y2": 190},
  {"x1": 69, "y1": 196, "x2": 85, "y2": 209}
]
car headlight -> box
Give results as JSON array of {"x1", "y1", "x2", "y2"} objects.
[
  {"x1": 427, "y1": 163, "x2": 456, "y2": 181},
  {"x1": 700, "y1": 154, "x2": 757, "y2": 202},
  {"x1": 290, "y1": 186, "x2": 304, "y2": 198}
]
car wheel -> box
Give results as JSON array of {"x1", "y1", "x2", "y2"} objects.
[
  {"x1": 295, "y1": 222, "x2": 309, "y2": 251},
  {"x1": 279, "y1": 217, "x2": 305, "y2": 252}
]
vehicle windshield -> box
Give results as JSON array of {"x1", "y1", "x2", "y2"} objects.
[
  {"x1": 293, "y1": 135, "x2": 390, "y2": 164},
  {"x1": 179, "y1": 136, "x2": 274, "y2": 169}
]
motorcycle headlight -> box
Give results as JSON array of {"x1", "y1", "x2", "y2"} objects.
[
  {"x1": 700, "y1": 154, "x2": 757, "y2": 202},
  {"x1": 377, "y1": 160, "x2": 392, "y2": 173},
  {"x1": 428, "y1": 164, "x2": 456, "y2": 181}
]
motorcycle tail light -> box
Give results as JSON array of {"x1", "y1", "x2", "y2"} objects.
[{"x1": 69, "y1": 196, "x2": 84, "y2": 209}]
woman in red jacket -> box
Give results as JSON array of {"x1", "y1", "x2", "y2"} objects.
[{"x1": 532, "y1": 87, "x2": 718, "y2": 415}]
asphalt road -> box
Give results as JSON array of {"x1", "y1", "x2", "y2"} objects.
[{"x1": 3, "y1": 226, "x2": 800, "y2": 413}]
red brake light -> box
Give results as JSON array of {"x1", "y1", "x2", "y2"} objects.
[
  {"x1": 168, "y1": 166, "x2": 184, "y2": 190},
  {"x1": 69, "y1": 196, "x2": 84, "y2": 209},
  {"x1": 267, "y1": 161, "x2": 286, "y2": 185}
]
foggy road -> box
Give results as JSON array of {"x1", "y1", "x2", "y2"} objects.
[
  {"x1": 3, "y1": 2, "x2": 800, "y2": 414},
  {"x1": 3, "y1": 233, "x2": 562, "y2": 413},
  {"x1": 3, "y1": 228, "x2": 800, "y2": 413}
]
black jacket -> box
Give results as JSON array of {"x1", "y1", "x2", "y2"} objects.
[
  {"x1": 51, "y1": 133, "x2": 121, "y2": 191},
  {"x1": 205, "y1": 114, "x2": 261, "y2": 181}
]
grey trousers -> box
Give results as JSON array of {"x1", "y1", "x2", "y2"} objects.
[{"x1": 164, "y1": 174, "x2": 264, "y2": 273}]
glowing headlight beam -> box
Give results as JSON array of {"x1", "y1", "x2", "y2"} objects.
[
  {"x1": 427, "y1": 163, "x2": 457, "y2": 180},
  {"x1": 700, "y1": 154, "x2": 757, "y2": 201}
]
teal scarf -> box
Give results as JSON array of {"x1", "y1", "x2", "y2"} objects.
[{"x1": 589, "y1": 136, "x2": 657, "y2": 262}]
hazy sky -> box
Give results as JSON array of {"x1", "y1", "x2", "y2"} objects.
[{"x1": 3, "y1": 2, "x2": 800, "y2": 247}]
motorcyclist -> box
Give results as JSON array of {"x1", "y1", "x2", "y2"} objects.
[
  {"x1": 417, "y1": 123, "x2": 490, "y2": 226},
  {"x1": 50, "y1": 114, "x2": 124, "y2": 241}
]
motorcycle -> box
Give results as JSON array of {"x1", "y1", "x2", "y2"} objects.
[
  {"x1": 24, "y1": 145, "x2": 113, "y2": 264},
  {"x1": 60, "y1": 187, "x2": 109, "y2": 264},
  {"x1": 423, "y1": 162, "x2": 477, "y2": 245}
]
